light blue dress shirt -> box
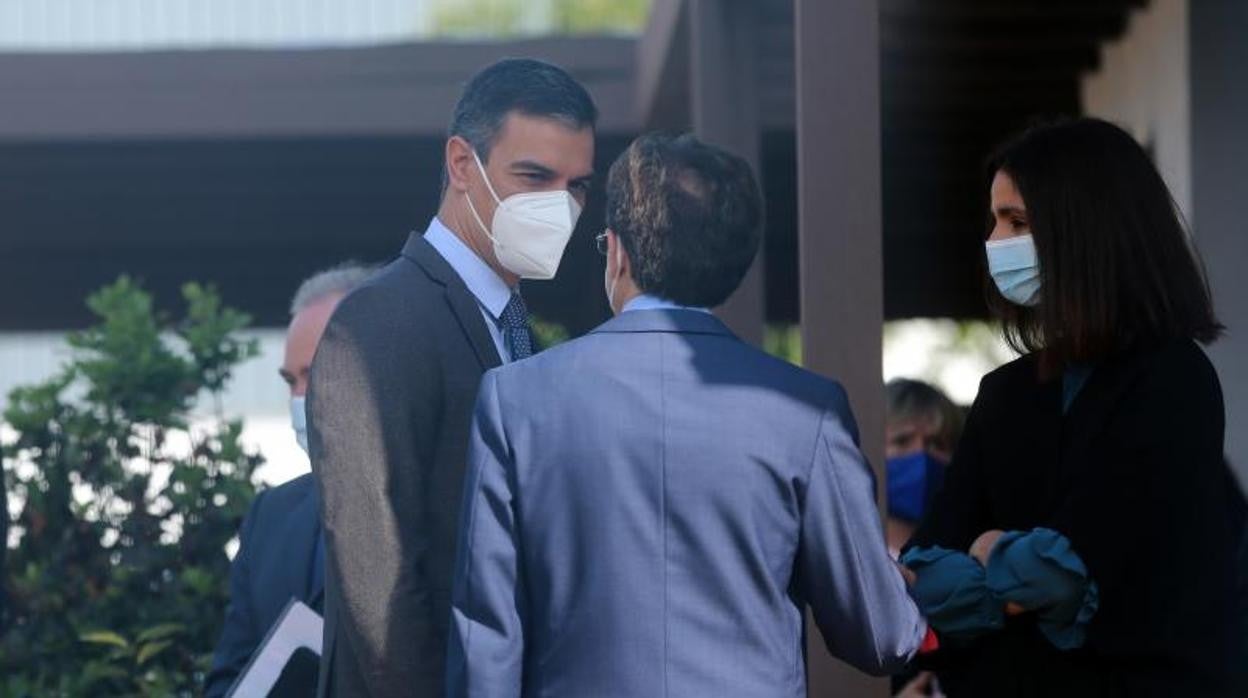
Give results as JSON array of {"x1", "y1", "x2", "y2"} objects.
[
  {"x1": 424, "y1": 218, "x2": 516, "y2": 363},
  {"x1": 621, "y1": 294, "x2": 712, "y2": 314}
]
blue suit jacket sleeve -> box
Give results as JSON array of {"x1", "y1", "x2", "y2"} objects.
[
  {"x1": 204, "y1": 490, "x2": 267, "y2": 698},
  {"x1": 795, "y1": 387, "x2": 926, "y2": 676},
  {"x1": 447, "y1": 370, "x2": 526, "y2": 698}
]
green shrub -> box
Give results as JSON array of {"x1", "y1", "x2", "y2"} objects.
[{"x1": 1, "y1": 277, "x2": 262, "y2": 696}]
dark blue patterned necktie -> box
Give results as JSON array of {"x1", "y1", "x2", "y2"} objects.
[{"x1": 498, "y1": 292, "x2": 533, "y2": 360}]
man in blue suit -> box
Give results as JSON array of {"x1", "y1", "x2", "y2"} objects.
[
  {"x1": 447, "y1": 133, "x2": 927, "y2": 697},
  {"x1": 205, "y1": 263, "x2": 373, "y2": 697}
]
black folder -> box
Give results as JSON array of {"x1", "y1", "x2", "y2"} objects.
[{"x1": 226, "y1": 598, "x2": 322, "y2": 697}]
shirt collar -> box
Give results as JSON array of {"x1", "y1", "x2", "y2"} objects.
[
  {"x1": 423, "y1": 217, "x2": 513, "y2": 320},
  {"x1": 621, "y1": 294, "x2": 712, "y2": 315}
]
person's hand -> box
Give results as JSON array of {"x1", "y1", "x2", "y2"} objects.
[
  {"x1": 897, "y1": 562, "x2": 917, "y2": 587},
  {"x1": 969, "y1": 530, "x2": 1027, "y2": 616},
  {"x1": 894, "y1": 670, "x2": 939, "y2": 697},
  {"x1": 969, "y1": 529, "x2": 1004, "y2": 567}
]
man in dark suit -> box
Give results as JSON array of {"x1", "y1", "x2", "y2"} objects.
[
  {"x1": 447, "y1": 133, "x2": 925, "y2": 697},
  {"x1": 205, "y1": 264, "x2": 373, "y2": 697},
  {"x1": 307, "y1": 58, "x2": 597, "y2": 697}
]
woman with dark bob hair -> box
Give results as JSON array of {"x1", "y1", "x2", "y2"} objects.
[{"x1": 900, "y1": 118, "x2": 1244, "y2": 697}]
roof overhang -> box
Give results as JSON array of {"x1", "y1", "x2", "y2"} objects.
[{"x1": 0, "y1": 37, "x2": 640, "y2": 142}]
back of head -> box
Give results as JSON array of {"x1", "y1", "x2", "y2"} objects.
[
  {"x1": 290, "y1": 262, "x2": 376, "y2": 316},
  {"x1": 606, "y1": 133, "x2": 763, "y2": 307},
  {"x1": 446, "y1": 57, "x2": 597, "y2": 171},
  {"x1": 986, "y1": 118, "x2": 1221, "y2": 366}
]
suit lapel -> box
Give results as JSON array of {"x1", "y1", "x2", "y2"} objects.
[
  {"x1": 444, "y1": 284, "x2": 503, "y2": 369},
  {"x1": 401, "y1": 231, "x2": 502, "y2": 370}
]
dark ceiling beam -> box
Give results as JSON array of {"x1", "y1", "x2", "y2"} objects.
[
  {"x1": 883, "y1": 68, "x2": 1088, "y2": 89},
  {"x1": 0, "y1": 37, "x2": 639, "y2": 141},
  {"x1": 881, "y1": 0, "x2": 1146, "y2": 21},
  {"x1": 881, "y1": 36, "x2": 1105, "y2": 59},
  {"x1": 883, "y1": 48, "x2": 1101, "y2": 77},
  {"x1": 880, "y1": 117, "x2": 1062, "y2": 140},
  {"x1": 883, "y1": 88, "x2": 1078, "y2": 113},
  {"x1": 883, "y1": 82, "x2": 1079, "y2": 112},
  {"x1": 884, "y1": 13, "x2": 1127, "y2": 35},
  {"x1": 881, "y1": 21, "x2": 1127, "y2": 51}
]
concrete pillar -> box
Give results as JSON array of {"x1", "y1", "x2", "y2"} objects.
[
  {"x1": 690, "y1": 0, "x2": 766, "y2": 346},
  {"x1": 795, "y1": 0, "x2": 887, "y2": 695}
]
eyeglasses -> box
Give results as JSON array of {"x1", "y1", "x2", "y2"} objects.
[{"x1": 595, "y1": 230, "x2": 609, "y2": 256}]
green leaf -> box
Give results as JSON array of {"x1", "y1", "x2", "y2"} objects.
[
  {"x1": 135, "y1": 623, "x2": 184, "y2": 643},
  {"x1": 181, "y1": 566, "x2": 216, "y2": 596},
  {"x1": 136, "y1": 640, "x2": 173, "y2": 665},
  {"x1": 80, "y1": 630, "x2": 129, "y2": 648},
  {"x1": 530, "y1": 316, "x2": 570, "y2": 349},
  {"x1": 3, "y1": 274, "x2": 265, "y2": 693},
  {"x1": 82, "y1": 659, "x2": 131, "y2": 683}
]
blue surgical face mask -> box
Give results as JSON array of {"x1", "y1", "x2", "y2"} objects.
[
  {"x1": 291, "y1": 396, "x2": 308, "y2": 454},
  {"x1": 985, "y1": 234, "x2": 1041, "y2": 307},
  {"x1": 886, "y1": 451, "x2": 947, "y2": 523}
]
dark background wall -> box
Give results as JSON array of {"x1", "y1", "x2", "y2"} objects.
[
  {"x1": 1190, "y1": 0, "x2": 1248, "y2": 482},
  {"x1": 0, "y1": 134, "x2": 634, "y2": 335}
]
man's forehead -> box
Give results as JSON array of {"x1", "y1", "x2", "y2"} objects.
[{"x1": 490, "y1": 113, "x2": 594, "y2": 172}]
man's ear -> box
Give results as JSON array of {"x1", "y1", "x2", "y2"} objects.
[
  {"x1": 612, "y1": 232, "x2": 631, "y2": 280},
  {"x1": 445, "y1": 136, "x2": 477, "y2": 194}
]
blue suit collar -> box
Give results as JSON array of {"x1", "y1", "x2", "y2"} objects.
[{"x1": 589, "y1": 308, "x2": 736, "y2": 338}]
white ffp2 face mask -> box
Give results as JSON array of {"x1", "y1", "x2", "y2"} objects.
[
  {"x1": 465, "y1": 150, "x2": 582, "y2": 280},
  {"x1": 290, "y1": 396, "x2": 308, "y2": 454},
  {"x1": 985, "y1": 234, "x2": 1041, "y2": 307}
]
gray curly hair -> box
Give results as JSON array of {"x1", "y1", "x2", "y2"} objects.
[{"x1": 289, "y1": 262, "x2": 375, "y2": 316}]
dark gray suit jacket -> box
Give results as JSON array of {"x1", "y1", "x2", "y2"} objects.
[
  {"x1": 447, "y1": 310, "x2": 925, "y2": 697},
  {"x1": 205, "y1": 473, "x2": 324, "y2": 698},
  {"x1": 308, "y1": 231, "x2": 502, "y2": 697}
]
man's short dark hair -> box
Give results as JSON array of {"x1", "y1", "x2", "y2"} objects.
[
  {"x1": 448, "y1": 57, "x2": 598, "y2": 162},
  {"x1": 606, "y1": 133, "x2": 763, "y2": 308}
]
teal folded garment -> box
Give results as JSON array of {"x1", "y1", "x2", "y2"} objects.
[
  {"x1": 900, "y1": 546, "x2": 1005, "y2": 641},
  {"x1": 903, "y1": 530, "x2": 1099, "y2": 650},
  {"x1": 985, "y1": 528, "x2": 1099, "y2": 650}
]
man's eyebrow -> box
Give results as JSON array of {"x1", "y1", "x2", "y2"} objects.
[
  {"x1": 510, "y1": 160, "x2": 596, "y2": 183},
  {"x1": 509, "y1": 160, "x2": 557, "y2": 176}
]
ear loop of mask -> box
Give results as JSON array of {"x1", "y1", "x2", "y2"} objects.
[
  {"x1": 607, "y1": 234, "x2": 624, "y2": 311},
  {"x1": 464, "y1": 147, "x2": 504, "y2": 242}
]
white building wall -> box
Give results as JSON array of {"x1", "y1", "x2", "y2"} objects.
[
  {"x1": 1082, "y1": 0, "x2": 1192, "y2": 220},
  {"x1": 1083, "y1": 0, "x2": 1248, "y2": 487},
  {"x1": 0, "y1": 0, "x2": 435, "y2": 51},
  {"x1": 1190, "y1": 0, "x2": 1248, "y2": 488}
]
